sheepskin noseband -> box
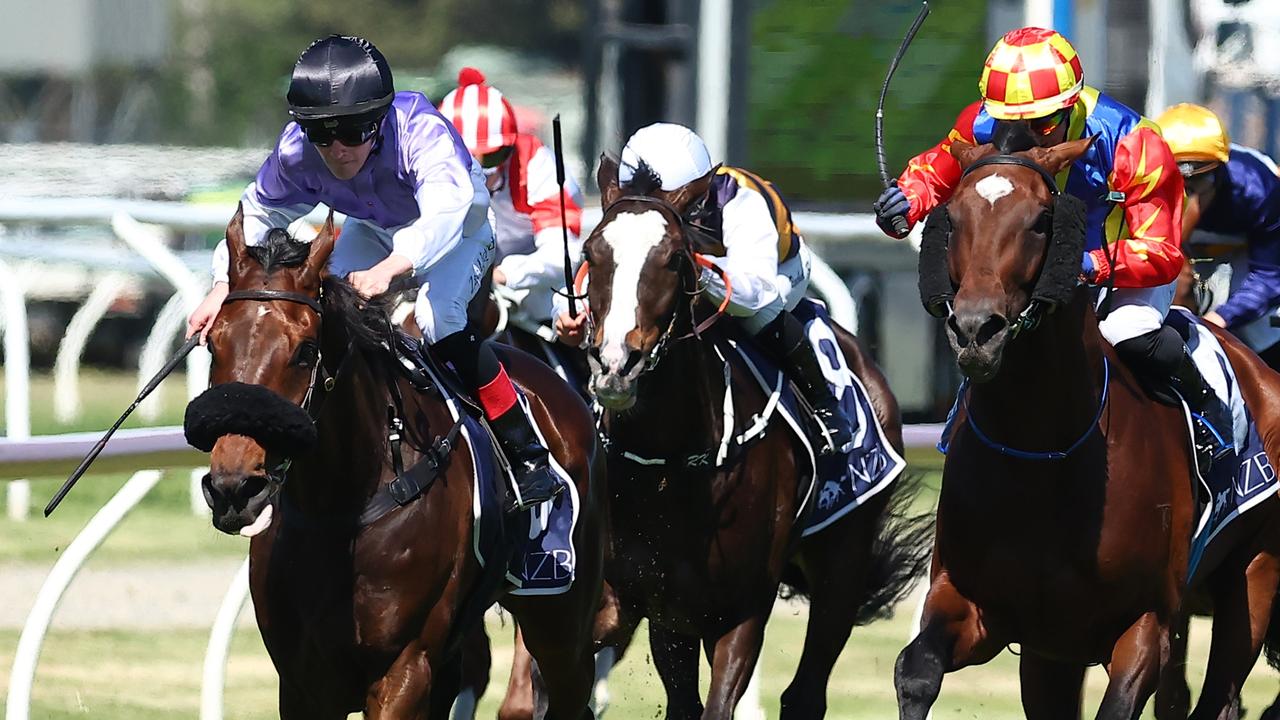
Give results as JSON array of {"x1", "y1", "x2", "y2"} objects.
[{"x1": 184, "y1": 382, "x2": 317, "y2": 454}]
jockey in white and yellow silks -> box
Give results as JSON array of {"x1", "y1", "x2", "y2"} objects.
[
  {"x1": 557, "y1": 123, "x2": 854, "y2": 455},
  {"x1": 874, "y1": 27, "x2": 1233, "y2": 473},
  {"x1": 438, "y1": 68, "x2": 584, "y2": 325}
]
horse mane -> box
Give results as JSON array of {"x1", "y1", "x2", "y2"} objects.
[
  {"x1": 621, "y1": 158, "x2": 664, "y2": 196},
  {"x1": 319, "y1": 276, "x2": 400, "y2": 356},
  {"x1": 246, "y1": 228, "x2": 312, "y2": 274}
]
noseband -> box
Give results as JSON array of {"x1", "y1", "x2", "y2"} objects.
[{"x1": 579, "y1": 195, "x2": 733, "y2": 373}]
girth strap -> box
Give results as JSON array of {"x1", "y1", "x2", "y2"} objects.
[{"x1": 358, "y1": 414, "x2": 465, "y2": 527}]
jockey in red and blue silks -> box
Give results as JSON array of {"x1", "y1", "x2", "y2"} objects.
[
  {"x1": 874, "y1": 26, "x2": 1233, "y2": 473},
  {"x1": 1158, "y1": 103, "x2": 1280, "y2": 363}
]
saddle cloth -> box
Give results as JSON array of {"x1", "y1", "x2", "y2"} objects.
[
  {"x1": 395, "y1": 338, "x2": 581, "y2": 596},
  {"x1": 729, "y1": 299, "x2": 908, "y2": 537},
  {"x1": 1167, "y1": 308, "x2": 1277, "y2": 581}
]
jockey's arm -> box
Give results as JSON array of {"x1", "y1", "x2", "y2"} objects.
[
  {"x1": 1214, "y1": 169, "x2": 1280, "y2": 327},
  {"x1": 894, "y1": 101, "x2": 982, "y2": 228},
  {"x1": 700, "y1": 186, "x2": 784, "y2": 316},
  {"x1": 1087, "y1": 126, "x2": 1186, "y2": 289},
  {"x1": 496, "y1": 145, "x2": 584, "y2": 290},
  {"x1": 393, "y1": 122, "x2": 486, "y2": 278}
]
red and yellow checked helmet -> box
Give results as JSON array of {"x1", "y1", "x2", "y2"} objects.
[{"x1": 980, "y1": 27, "x2": 1085, "y2": 121}]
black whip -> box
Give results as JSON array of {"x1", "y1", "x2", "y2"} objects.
[
  {"x1": 876, "y1": 1, "x2": 931, "y2": 237},
  {"x1": 45, "y1": 334, "x2": 201, "y2": 516},
  {"x1": 552, "y1": 114, "x2": 577, "y2": 317}
]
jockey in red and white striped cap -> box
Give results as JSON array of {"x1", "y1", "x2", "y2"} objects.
[{"x1": 439, "y1": 68, "x2": 584, "y2": 324}]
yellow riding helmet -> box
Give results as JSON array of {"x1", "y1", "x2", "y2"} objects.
[
  {"x1": 980, "y1": 27, "x2": 1085, "y2": 121},
  {"x1": 1156, "y1": 103, "x2": 1230, "y2": 169}
]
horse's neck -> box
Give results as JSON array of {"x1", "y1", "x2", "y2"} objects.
[
  {"x1": 966, "y1": 294, "x2": 1109, "y2": 449},
  {"x1": 605, "y1": 339, "x2": 724, "y2": 458},
  {"x1": 289, "y1": 346, "x2": 388, "y2": 515}
]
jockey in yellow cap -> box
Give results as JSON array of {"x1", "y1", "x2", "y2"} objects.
[{"x1": 1158, "y1": 103, "x2": 1280, "y2": 365}]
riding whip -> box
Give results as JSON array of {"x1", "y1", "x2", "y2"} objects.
[
  {"x1": 44, "y1": 334, "x2": 201, "y2": 516},
  {"x1": 552, "y1": 114, "x2": 577, "y2": 317},
  {"x1": 876, "y1": 1, "x2": 931, "y2": 237}
]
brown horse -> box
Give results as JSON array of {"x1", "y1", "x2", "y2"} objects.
[
  {"x1": 899, "y1": 139, "x2": 1280, "y2": 720},
  {"x1": 188, "y1": 208, "x2": 606, "y2": 719},
  {"x1": 508, "y1": 156, "x2": 930, "y2": 720}
]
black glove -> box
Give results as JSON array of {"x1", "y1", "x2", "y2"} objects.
[{"x1": 873, "y1": 185, "x2": 913, "y2": 239}]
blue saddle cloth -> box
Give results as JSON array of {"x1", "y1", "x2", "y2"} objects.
[
  {"x1": 732, "y1": 299, "x2": 907, "y2": 537},
  {"x1": 469, "y1": 390, "x2": 580, "y2": 596}
]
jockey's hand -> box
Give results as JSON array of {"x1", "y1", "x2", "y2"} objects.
[
  {"x1": 555, "y1": 309, "x2": 589, "y2": 347},
  {"x1": 1081, "y1": 253, "x2": 1097, "y2": 283},
  {"x1": 348, "y1": 255, "x2": 413, "y2": 299},
  {"x1": 186, "y1": 282, "x2": 229, "y2": 345},
  {"x1": 873, "y1": 185, "x2": 912, "y2": 239},
  {"x1": 492, "y1": 267, "x2": 508, "y2": 286},
  {"x1": 1204, "y1": 310, "x2": 1226, "y2": 328}
]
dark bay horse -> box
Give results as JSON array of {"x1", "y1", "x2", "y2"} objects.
[
  {"x1": 899, "y1": 138, "x2": 1280, "y2": 720},
  {"x1": 188, "y1": 208, "x2": 606, "y2": 719},
  {"x1": 526, "y1": 156, "x2": 931, "y2": 719}
]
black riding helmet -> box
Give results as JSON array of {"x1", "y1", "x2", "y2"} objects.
[{"x1": 288, "y1": 35, "x2": 394, "y2": 144}]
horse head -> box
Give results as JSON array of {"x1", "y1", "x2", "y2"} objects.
[
  {"x1": 186, "y1": 205, "x2": 336, "y2": 535},
  {"x1": 580, "y1": 155, "x2": 714, "y2": 409},
  {"x1": 920, "y1": 137, "x2": 1092, "y2": 382}
]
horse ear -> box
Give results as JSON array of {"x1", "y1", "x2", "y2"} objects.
[
  {"x1": 950, "y1": 141, "x2": 997, "y2": 171},
  {"x1": 226, "y1": 203, "x2": 254, "y2": 284},
  {"x1": 303, "y1": 210, "x2": 337, "y2": 281},
  {"x1": 1025, "y1": 135, "x2": 1096, "y2": 176},
  {"x1": 663, "y1": 166, "x2": 717, "y2": 213},
  {"x1": 598, "y1": 154, "x2": 622, "y2": 207}
]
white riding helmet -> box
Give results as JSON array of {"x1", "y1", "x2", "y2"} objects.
[{"x1": 619, "y1": 123, "x2": 713, "y2": 191}]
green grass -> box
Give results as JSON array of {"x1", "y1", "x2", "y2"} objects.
[
  {"x1": 2, "y1": 369, "x2": 189, "y2": 437},
  {"x1": 2, "y1": 611, "x2": 1278, "y2": 718}
]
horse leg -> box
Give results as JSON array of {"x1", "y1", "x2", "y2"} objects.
[
  {"x1": 280, "y1": 681, "x2": 349, "y2": 720},
  {"x1": 453, "y1": 620, "x2": 494, "y2": 720},
  {"x1": 650, "y1": 623, "x2": 705, "y2": 720},
  {"x1": 895, "y1": 573, "x2": 1003, "y2": 720},
  {"x1": 779, "y1": 512, "x2": 878, "y2": 719},
  {"x1": 365, "y1": 641, "x2": 436, "y2": 720},
  {"x1": 701, "y1": 612, "x2": 770, "y2": 720},
  {"x1": 1189, "y1": 549, "x2": 1280, "y2": 720},
  {"x1": 506, "y1": 605, "x2": 596, "y2": 720},
  {"x1": 1155, "y1": 612, "x2": 1192, "y2": 720},
  {"x1": 1095, "y1": 611, "x2": 1167, "y2": 720},
  {"x1": 1019, "y1": 654, "x2": 1087, "y2": 720},
  {"x1": 590, "y1": 584, "x2": 642, "y2": 717},
  {"x1": 498, "y1": 624, "x2": 536, "y2": 720}
]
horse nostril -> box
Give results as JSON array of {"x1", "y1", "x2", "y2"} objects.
[
  {"x1": 238, "y1": 474, "x2": 270, "y2": 505},
  {"x1": 620, "y1": 348, "x2": 644, "y2": 375},
  {"x1": 947, "y1": 315, "x2": 969, "y2": 348},
  {"x1": 974, "y1": 314, "x2": 1008, "y2": 346},
  {"x1": 201, "y1": 474, "x2": 217, "y2": 508}
]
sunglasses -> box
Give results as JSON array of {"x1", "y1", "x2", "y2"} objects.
[
  {"x1": 1028, "y1": 109, "x2": 1070, "y2": 137},
  {"x1": 301, "y1": 119, "x2": 380, "y2": 148},
  {"x1": 479, "y1": 146, "x2": 514, "y2": 169}
]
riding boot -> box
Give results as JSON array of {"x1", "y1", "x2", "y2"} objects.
[
  {"x1": 755, "y1": 312, "x2": 854, "y2": 456},
  {"x1": 1170, "y1": 347, "x2": 1236, "y2": 475},
  {"x1": 489, "y1": 403, "x2": 563, "y2": 513}
]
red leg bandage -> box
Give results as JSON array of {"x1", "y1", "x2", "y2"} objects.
[{"x1": 477, "y1": 363, "x2": 519, "y2": 420}]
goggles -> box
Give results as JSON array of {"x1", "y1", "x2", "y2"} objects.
[
  {"x1": 479, "y1": 145, "x2": 514, "y2": 169},
  {"x1": 301, "y1": 119, "x2": 380, "y2": 147},
  {"x1": 1027, "y1": 108, "x2": 1071, "y2": 138}
]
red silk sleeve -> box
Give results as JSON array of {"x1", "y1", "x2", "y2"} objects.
[
  {"x1": 895, "y1": 101, "x2": 981, "y2": 227},
  {"x1": 1087, "y1": 125, "x2": 1185, "y2": 288}
]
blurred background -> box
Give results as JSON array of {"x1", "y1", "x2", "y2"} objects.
[{"x1": 3, "y1": 0, "x2": 1280, "y2": 718}]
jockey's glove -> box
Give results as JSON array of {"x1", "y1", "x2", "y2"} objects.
[{"x1": 873, "y1": 185, "x2": 913, "y2": 239}]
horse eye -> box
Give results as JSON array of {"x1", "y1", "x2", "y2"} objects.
[
  {"x1": 293, "y1": 341, "x2": 319, "y2": 368},
  {"x1": 666, "y1": 252, "x2": 683, "y2": 270},
  {"x1": 1032, "y1": 211, "x2": 1052, "y2": 236}
]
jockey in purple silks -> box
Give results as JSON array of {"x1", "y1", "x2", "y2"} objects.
[{"x1": 186, "y1": 35, "x2": 561, "y2": 513}]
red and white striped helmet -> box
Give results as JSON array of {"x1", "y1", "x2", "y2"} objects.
[{"x1": 438, "y1": 67, "x2": 518, "y2": 155}]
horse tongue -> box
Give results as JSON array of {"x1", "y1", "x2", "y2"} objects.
[{"x1": 239, "y1": 503, "x2": 275, "y2": 538}]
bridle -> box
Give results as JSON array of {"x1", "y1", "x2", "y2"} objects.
[
  {"x1": 958, "y1": 154, "x2": 1062, "y2": 339},
  {"x1": 576, "y1": 194, "x2": 732, "y2": 373},
  {"x1": 221, "y1": 287, "x2": 357, "y2": 481}
]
